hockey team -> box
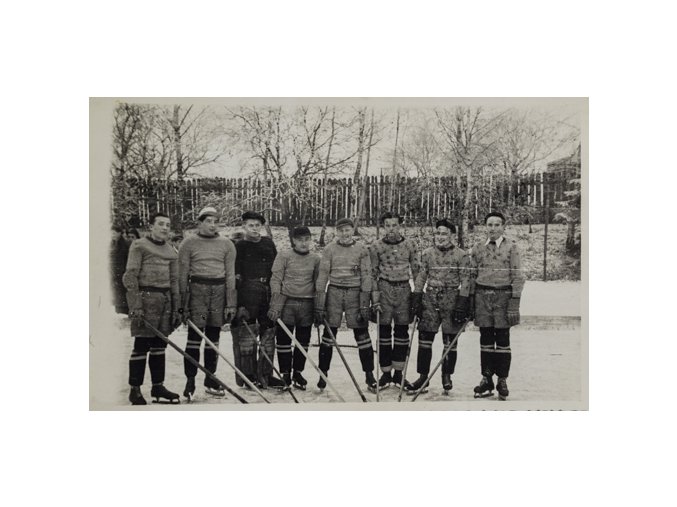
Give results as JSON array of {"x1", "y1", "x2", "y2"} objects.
[{"x1": 120, "y1": 208, "x2": 524, "y2": 405}]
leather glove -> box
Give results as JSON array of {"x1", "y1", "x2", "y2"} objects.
[
  {"x1": 267, "y1": 293, "x2": 287, "y2": 322},
  {"x1": 130, "y1": 308, "x2": 145, "y2": 327},
  {"x1": 235, "y1": 306, "x2": 250, "y2": 321},
  {"x1": 507, "y1": 298, "x2": 521, "y2": 326},
  {"x1": 314, "y1": 293, "x2": 326, "y2": 327},
  {"x1": 452, "y1": 295, "x2": 470, "y2": 324},
  {"x1": 410, "y1": 292, "x2": 423, "y2": 320},
  {"x1": 224, "y1": 306, "x2": 237, "y2": 323},
  {"x1": 171, "y1": 309, "x2": 182, "y2": 329},
  {"x1": 359, "y1": 291, "x2": 371, "y2": 322},
  {"x1": 369, "y1": 291, "x2": 381, "y2": 323}
]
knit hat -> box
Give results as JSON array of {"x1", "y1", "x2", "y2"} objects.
[
  {"x1": 197, "y1": 206, "x2": 218, "y2": 220},
  {"x1": 292, "y1": 226, "x2": 312, "y2": 238},
  {"x1": 241, "y1": 210, "x2": 266, "y2": 224},
  {"x1": 335, "y1": 218, "x2": 354, "y2": 228}
]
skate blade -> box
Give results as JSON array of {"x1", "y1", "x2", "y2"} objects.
[
  {"x1": 443, "y1": 389, "x2": 452, "y2": 395},
  {"x1": 473, "y1": 391, "x2": 495, "y2": 399},
  {"x1": 498, "y1": 394, "x2": 508, "y2": 401},
  {"x1": 293, "y1": 383, "x2": 307, "y2": 391},
  {"x1": 152, "y1": 398, "x2": 180, "y2": 404},
  {"x1": 406, "y1": 388, "x2": 428, "y2": 396}
]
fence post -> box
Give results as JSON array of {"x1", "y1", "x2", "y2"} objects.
[{"x1": 543, "y1": 173, "x2": 549, "y2": 281}]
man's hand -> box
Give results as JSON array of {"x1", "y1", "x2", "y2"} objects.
[
  {"x1": 225, "y1": 306, "x2": 238, "y2": 323},
  {"x1": 267, "y1": 307, "x2": 281, "y2": 322},
  {"x1": 410, "y1": 293, "x2": 423, "y2": 321},
  {"x1": 235, "y1": 306, "x2": 250, "y2": 321},
  {"x1": 452, "y1": 296, "x2": 469, "y2": 324},
  {"x1": 507, "y1": 298, "x2": 520, "y2": 326},
  {"x1": 130, "y1": 308, "x2": 145, "y2": 326}
]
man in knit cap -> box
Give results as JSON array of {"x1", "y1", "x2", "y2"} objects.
[
  {"x1": 315, "y1": 218, "x2": 379, "y2": 392},
  {"x1": 178, "y1": 206, "x2": 237, "y2": 400},
  {"x1": 123, "y1": 212, "x2": 181, "y2": 405},
  {"x1": 404, "y1": 219, "x2": 471, "y2": 395},
  {"x1": 267, "y1": 226, "x2": 321, "y2": 390},
  {"x1": 468, "y1": 211, "x2": 525, "y2": 400},
  {"x1": 368, "y1": 211, "x2": 419, "y2": 389},
  {"x1": 231, "y1": 210, "x2": 283, "y2": 389}
]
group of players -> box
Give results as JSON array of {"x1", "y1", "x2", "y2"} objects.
[{"x1": 120, "y1": 206, "x2": 524, "y2": 405}]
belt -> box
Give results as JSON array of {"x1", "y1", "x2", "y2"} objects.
[
  {"x1": 242, "y1": 277, "x2": 269, "y2": 284},
  {"x1": 328, "y1": 284, "x2": 361, "y2": 290},
  {"x1": 139, "y1": 286, "x2": 169, "y2": 293},
  {"x1": 475, "y1": 283, "x2": 511, "y2": 291},
  {"x1": 379, "y1": 279, "x2": 410, "y2": 286},
  {"x1": 190, "y1": 276, "x2": 225, "y2": 285},
  {"x1": 426, "y1": 285, "x2": 459, "y2": 291}
]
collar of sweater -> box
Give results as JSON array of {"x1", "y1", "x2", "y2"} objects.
[
  {"x1": 382, "y1": 235, "x2": 404, "y2": 245},
  {"x1": 197, "y1": 232, "x2": 218, "y2": 239},
  {"x1": 435, "y1": 244, "x2": 454, "y2": 252},
  {"x1": 293, "y1": 248, "x2": 309, "y2": 256},
  {"x1": 337, "y1": 239, "x2": 356, "y2": 247},
  {"x1": 147, "y1": 236, "x2": 166, "y2": 246}
]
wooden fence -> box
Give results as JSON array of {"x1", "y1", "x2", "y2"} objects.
[{"x1": 113, "y1": 171, "x2": 577, "y2": 227}]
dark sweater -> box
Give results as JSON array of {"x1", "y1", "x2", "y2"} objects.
[{"x1": 235, "y1": 236, "x2": 277, "y2": 281}]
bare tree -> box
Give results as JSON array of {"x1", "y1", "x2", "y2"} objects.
[{"x1": 435, "y1": 107, "x2": 505, "y2": 248}]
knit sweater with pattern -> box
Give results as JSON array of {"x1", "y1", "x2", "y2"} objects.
[
  {"x1": 270, "y1": 249, "x2": 321, "y2": 298},
  {"x1": 414, "y1": 244, "x2": 470, "y2": 296},
  {"x1": 469, "y1": 236, "x2": 525, "y2": 298},
  {"x1": 316, "y1": 240, "x2": 373, "y2": 293},
  {"x1": 178, "y1": 232, "x2": 237, "y2": 304},
  {"x1": 123, "y1": 236, "x2": 179, "y2": 310},
  {"x1": 369, "y1": 235, "x2": 419, "y2": 282}
]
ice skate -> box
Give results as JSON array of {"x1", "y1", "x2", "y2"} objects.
[
  {"x1": 496, "y1": 377, "x2": 509, "y2": 400},
  {"x1": 378, "y1": 371, "x2": 392, "y2": 389},
  {"x1": 365, "y1": 371, "x2": 378, "y2": 393},
  {"x1": 205, "y1": 386, "x2": 226, "y2": 397},
  {"x1": 292, "y1": 371, "x2": 307, "y2": 390},
  {"x1": 473, "y1": 376, "x2": 495, "y2": 398},
  {"x1": 183, "y1": 377, "x2": 196, "y2": 401},
  {"x1": 404, "y1": 374, "x2": 429, "y2": 395},
  {"x1": 392, "y1": 370, "x2": 403, "y2": 387},
  {"x1": 266, "y1": 375, "x2": 287, "y2": 390},
  {"x1": 151, "y1": 384, "x2": 180, "y2": 404},
  {"x1": 317, "y1": 371, "x2": 328, "y2": 391},
  {"x1": 442, "y1": 373, "x2": 453, "y2": 394},
  {"x1": 129, "y1": 386, "x2": 147, "y2": 406},
  {"x1": 282, "y1": 372, "x2": 292, "y2": 388}
]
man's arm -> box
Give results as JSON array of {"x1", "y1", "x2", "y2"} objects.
[
  {"x1": 269, "y1": 251, "x2": 285, "y2": 295},
  {"x1": 509, "y1": 242, "x2": 525, "y2": 298},
  {"x1": 408, "y1": 240, "x2": 420, "y2": 281},
  {"x1": 225, "y1": 240, "x2": 238, "y2": 309},
  {"x1": 413, "y1": 250, "x2": 429, "y2": 292},
  {"x1": 122, "y1": 242, "x2": 143, "y2": 313}
]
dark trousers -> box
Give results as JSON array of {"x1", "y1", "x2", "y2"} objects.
[
  {"x1": 319, "y1": 327, "x2": 374, "y2": 373},
  {"x1": 378, "y1": 324, "x2": 410, "y2": 371},
  {"x1": 479, "y1": 327, "x2": 511, "y2": 378},
  {"x1": 415, "y1": 331, "x2": 458, "y2": 376},
  {"x1": 184, "y1": 325, "x2": 221, "y2": 388},
  {"x1": 129, "y1": 337, "x2": 167, "y2": 386},
  {"x1": 275, "y1": 325, "x2": 312, "y2": 373}
]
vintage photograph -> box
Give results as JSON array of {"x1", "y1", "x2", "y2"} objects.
[{"x1": 90, "y1": 97, "x2": 587, "y2": 410}]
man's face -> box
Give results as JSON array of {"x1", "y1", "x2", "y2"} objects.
[
  {"x1": 112, "y1": 230, "x2": 122, "y2": 241},
  {"x1": 199, "y1": 216, "x2": 218, "y2": 236},
  {"x1": 243, "y1": 219, "x2": 262, "y2": 239},
  {"x1": 486, "y1": 216, "x2": 505, "y2": 240},
  {"x1": 150, "y1": 216, "x2": 171, "y2": 241},
  {"x1": 292, "y1": 235, "x2": 312, "y2": 253},
  {"x1": 336, "y1": 225, "x2": 354, "y2": 243},
  {"x1": 433, "y1": 226, "x2": 452, "y2": 248},
  {"x1": 383, "y1": 218, "x2": 400, "y2": 239}
]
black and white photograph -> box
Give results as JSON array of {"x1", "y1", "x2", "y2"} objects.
[{"x1": 90, "y1": 97, "x2": 588, "y2": 410}]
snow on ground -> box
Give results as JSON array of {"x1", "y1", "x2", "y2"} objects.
[{"x1": 90, "y1": 306, "x2": 583, "y2": 410}]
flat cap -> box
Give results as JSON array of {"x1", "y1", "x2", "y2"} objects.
[
  {"x1": 292, "y1": 226, "x2": 312, "y2": 238},
  {"x1": 197, "y1": 206, "x2": 218, "y2": 220},
  {"x1": 435, "y1": 218, "x2": 456, "y2": 232},
  {"x1": 241, "y1": 210, "x2": 266, "y2": 224}
]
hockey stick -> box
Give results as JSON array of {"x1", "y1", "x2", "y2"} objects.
[
  {"x1": 142, "y1": 319, "x2": 248, "y2": 404},
  {"x1": 277, "y1": 319, "x2": 345, "y2": 402},
  {"x1": 397, "y1": 316, "x2": 419, "y2": 402},
  {"x1": 376, "y1": 311, "x2": 380, "y2": 402},
  {"x1": 322, "y1": 319, "x2": 368, "y2": 403},
  {"x1": 242, "y1": 321, "x2": 300, "y2": 404},
  {"x1": 410, "y1": 320, "x2": 469, "y2": 402},
  {"x1": 186, "y1": 319, "x2": 271, "y2": 404}
]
